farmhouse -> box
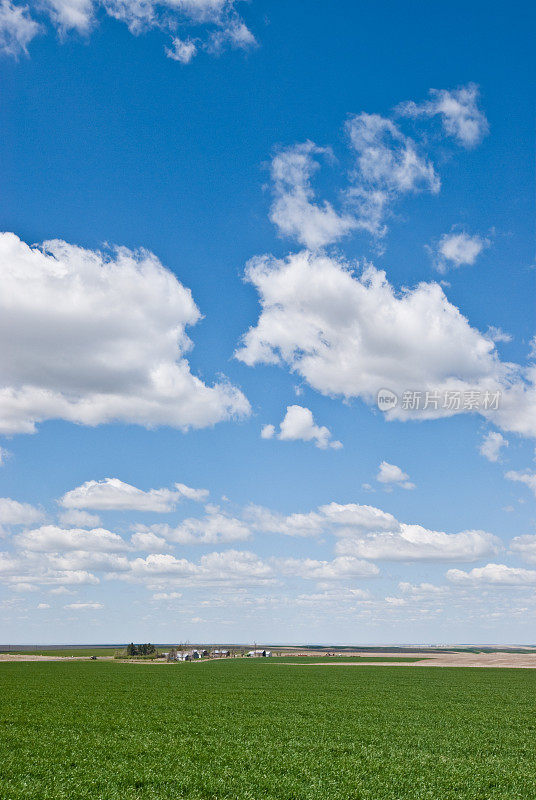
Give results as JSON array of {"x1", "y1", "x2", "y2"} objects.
[{"x1": 246, "y1": 649, "x2": 272, "y2": 657}]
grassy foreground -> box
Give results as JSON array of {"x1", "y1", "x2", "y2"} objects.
[{"x1": 0, "y1": 660, "x2": 535, "y2": 799}]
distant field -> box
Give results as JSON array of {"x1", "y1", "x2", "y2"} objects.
[
  {"x1": 0, "y1": 648, "x2": 118, "y2": 657},
  {"x1": 1, "y1": 661, "x2": 536, "y2": 799},
  {"x1": 268, "y1": 655, "x2": 425, "y2": 663}
]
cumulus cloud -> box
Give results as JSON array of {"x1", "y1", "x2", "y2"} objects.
[
  {"x1": 14, "y1": 0, "x2": 255, "y2": 59},
  {"x1": 0, "y1": 233, "x2": 249, "y2": 435},
  {"x1": 126, "y1": 549, "x2": 274, "y2": 586},
  {"x1": 430, "y1": 231, "x2": 489, "y2": 273},
  {"x1": 336, "y1": 525, "x2": 499, "y2": 562},
  {"x1": 58, "y1": 509, "x2": 101, "y2": 528},
  {"x1": 510, "y1": 535, "x2": 536, "y2": 564},
  {"x1": 269, "y1": 142, "x2": 360, "y2": 249},
  {"x1": 246, "y1": 501, "x2": 399, "y2": 539},
  {"x1": 280, "y1": 555, "x2": 379, "y2": 581},
  {"x1": 376, "y1": 461, "x2": 414, "y2": 490},
  {"x1": 130, "y1": 531, "x2": 171, "y2": 552},
  {"x1": 346, "y1": 112, "x2": 440, "y2": 195},
  {"x1": 447, "y1": 563, "x2": 536, "y2": 586},
  {"x1": 505, "y1": 470, "x2": 536, "y2": 497},
  {"x1": 398, "y1": 83, "x2": 489, "y2": 148},
  {"x1": 0, "y1": 0, "x2": 41, "y2": 56},
  {"x1": 134, "y1": 506, "x2": 251, "y2": 545},
  {"x1": 64, "y1": 601, "x2": 103, "y2": 610},
  {"x1": 60, "y1": 478, "x2": 207, "y2": 512},
  {"x1": 261, "y1": 405, "x2": 342, "y2": 449},
  {"x1": 479, "y1": 431, "x2": 508, "y2": 462},
  {"x1": 236, "y1": 249, "x2": 536, "y2": 436},
  {"x1": 0, "y1": 497, "x2": 44, "y2": 526},
  {"x1": 15, "y1": 524, "x2": 129, "y2": 552}
]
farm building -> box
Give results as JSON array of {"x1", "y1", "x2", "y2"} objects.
[{"x1": 246, "y1": 649, "x2": 272, "y2": 657}]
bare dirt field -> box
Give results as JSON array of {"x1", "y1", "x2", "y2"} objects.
[{"x1": 282, "y1": 651, "x2": 536, "y2": 669}]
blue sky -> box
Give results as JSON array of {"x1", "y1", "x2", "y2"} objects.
[{"x1": 0, "y1": 0, "x2": 535, "y2": 645}]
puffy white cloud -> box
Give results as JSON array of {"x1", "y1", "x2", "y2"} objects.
[
  {"x1": 246, "y1": 501, "x2": 399, "y2": 539},
  {"x1": 376, "y1": 461, "x2": 414, "y2": 490},
  {"x1": 127, "y1": 549, "x2": 274, "y2": 586},
  {"x1": 165, "y1": 36, "x2": 197, "y2": 63},
  {"x1": 152, "y1": 591, "x2": 182, "y2": 600},
  {"x1": 15, "y1": 524, "x2": 128, "y2": 552},
  {"x1": 261, "y1": 404, "x2": 342, "y2": 449},
  {"x1": 280, "y1": 555, "x2": 379, "y2": 581},
  {"x1": 398, "y1": 84, "x2": 488, "y2": 148},
  {"x1": 136, "y1": 507, "x2": 251, "y2": 545},
  {"x1": 64, "y1": 601, "x2": 103, "y2": 610},
  {"x1": 0, "y1": 550, "x2": 100, "y2": 588},
  {"x1": 269, "y1": 142, "x2": 360, "y2": 249},
  {"x1": 505, "y1": 470, "x2": 536, "y2": 497},
  {"x1": 336, "y1": 525, "x2": 499, "y2": 562},
  {"x1": 447, "y1": 563, "x2": 536, "y2": 586},
  {"x1": 236, "y1": 249, "x2": 536, "y2": 436},
  {"x1": 58, "y1": 509, "x2": 101, "y2": 528},
  {"x1": 60, "y1": 478, "x2": 207, "y2": 512},
  {"x1": 0, "y1": 233, "x2": 249, "y2": 435},
  {"x1": 130, "y1": 531, "x2": 171, "y2": 552},
  {"x1": 510, "y1": 535, "x2": 536, "y2": 564},
  {"x1": 431, "y1": 231, "x2": 489, "y2": 273},
  {"x1": 0, "y1": 0, "x2": 40, "y2": 56},
  {"x1": 46, "y1": 550, "x2": 130, "y2": 572},
  {"x1": 0, "y1": 497, "x2": 44, "y2": 526},
  {"x1": 37, "y1": 602, "x2": 50, "y2": 608},
  {"x1": 479, "y1": 431, "x2": 508, "y2": 462}
]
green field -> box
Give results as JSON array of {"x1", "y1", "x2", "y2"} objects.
[{"x1": 1, "y1": 660, "x2": 535, "y2": 799}]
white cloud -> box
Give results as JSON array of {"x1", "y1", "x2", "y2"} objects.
[
  {"x1": 130, "y1": 531, "x2": 171, "y2": 552},
  {"x1": 0, "y1": 0, "x2": 41, "y2": 56},
  {"x1": 175, "y1": 483, "x2": 209, "y2": 502},
  {"x1": 127, "y1": 549, "x2": 274, "y2": 586},
  {"x1": 505, "y1": 470, "x2": 536, "y2": 497},
  {"x1": 376, "y1": 461, "x2": 414, "y2": 490},
  {"x1": 336, "y1": 525, "x2": 499, "y2": 562},
  {"x1": 346, "y1": 112, "x2": 440, "y2": 195},
  {"x1": 280, "y1": 556, "x2": 379, "y2": 581},
  {"x1": 58, "y1": 509, "x2": 101, "y2": 528},
  {"x1": 247, "y1": 501, "x2": 398, "y2": 539},
  {"x1": 399, "y1": 84, "x2": 488, "y2": 148},
  {"x1": 431, "y1": 231, "x2": 489, "y2": 273},
  {"x1": 37, "y1": 602, "x2": 50, "y2": 608},
  {"x1": 165, "y1": 36, "x2": 197, "y2": 63},
  {"x1": 269, "y1": 142, "x2": 360, "y2": 249},
  {"x1": 0, "y1": 497, "x2": 44, "y2": 526},
  {"x1": 0, "y1": 233, "x2": 249, "y2": 435},
  {"x1": 236, "y1": 249, "x2": 536, "y2": 436},
  {"x1": 479, "y1": 431, "x2": 508, "y2": 462},
  {"x1": 27, "y1": 0, "x2": 255, "y2": 60},
  {"x1": 46, "y1": 550, "x2": 130, "y2": 572},
  {"x1": 60, "y1": 478, "x2": 206, "y2": 512},
  {"x1": 64, "y1": 601, "x2": 104, "y2": 610},
  {"x1": 510, "y1": 535, "x2": 536, "y2": 564},
  {"x1": 15, "y1": 524, "x2": 129, "y2": 552},
  {"x1": 447, "y1": 563, "x2": 536, "y2": 586},
  {"x1": 0, "y1": 446, "x2": 10, "y2": 466},
  {"x1": 262, "y1": 405, "x2": 342, "y2": 449},
  {"x1": 152, "y1": 591, "x2": 182, "y2": 600},
  {"x1": 486, "y1": 327, "x2": 512, "y2": 344},
  {"x1": 136, "y1": 507, "x2": 251, "y2": 545}
]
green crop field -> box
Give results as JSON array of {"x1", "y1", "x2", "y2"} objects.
[{"x1": 1, "y1": 660, "x2": 535, "y2": 799}]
